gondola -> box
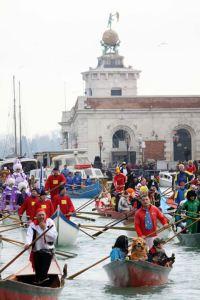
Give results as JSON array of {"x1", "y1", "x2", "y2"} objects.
[
  {"x1": 51, "y1": 208, "x2": 79, "y2": 247},
  {"x1": 177, "y1": 232, "x2": 200, "y2": 247},
  {"x1": 104, "y1": 260, "x2": 172, "y2": 287},
  {"x1": 0, "y1": 258, "x2": 66, "y2": 300}
]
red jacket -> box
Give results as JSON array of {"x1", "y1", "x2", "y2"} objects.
[
  {"x1": 113, "y1": 173, "x2": 127, "y2": 193},
  {"x1": 134, "y1": 205, "x2": 168, "y2": 237},
  {"x1": 18, "y1": 196, "x2": 39, "y2": 220},
  {"x1": 53, "y1": 194, "x2": 75, "y2": 219},
  {"x1": 34, "y1": 199, "x2": 54, "y2": 219},
  {"x1": 186, "y1": 165, "x2": 196, "y2": 174},
  {"x1": 45, "y1": 174, "x2": 66, "y2": 199}
]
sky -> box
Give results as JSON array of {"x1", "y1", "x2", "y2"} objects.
[{"x1": 0, "y1": 0, "x2": 200, "y2": 138}]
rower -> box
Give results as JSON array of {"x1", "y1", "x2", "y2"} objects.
[
  {"x1": 45, "y1": 168, "x2": 66, "y2": 199},
  {"x1": 134, "y1": 195, "x2": 168, "y2": 249},
  {"x1": 34, "y1": 190, "x2": 54, "y2": 219},
  {"x1": 18, "y1": 187, "x2": 39, "y2": 221},
  {"x1": 24, "y1": 208, "x2": 57, "y2": 285},
  {"x1": 52, "y1": 186, "x2": 75, "y2": 219}
]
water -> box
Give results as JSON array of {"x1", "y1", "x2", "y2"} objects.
[{"x1": 0, "y1": 198, "x2": 200, "y2": 300}]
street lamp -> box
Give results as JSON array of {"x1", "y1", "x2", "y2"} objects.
[
  {"x1": 125, "y1": 133, "x2": 130, "y2": 163},
  {"x1": 98, "y1": 136, "x2": 103, "y2": 164}
]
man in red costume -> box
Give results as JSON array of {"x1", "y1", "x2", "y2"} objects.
[
  {"x1": 34, "y1": 190, "x2": 54, "y2": 219},
  {"x1": 18, "y1": 187, "x2": 39, "y2": 221},
  {"x1": 113, "y1": 167, "x2": 127, "y2": 193},
  {"x1": 134, "y1": 195, "x2": 168, "y2": 249},
  {"x1": 53, "y1": 186, "x2": 75, "y2": 219},
  {"x1": 45, "y1": 168, "x2": 66, "y2": 199}
]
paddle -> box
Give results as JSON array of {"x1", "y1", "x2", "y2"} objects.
[
  {"x1": 80, "y1": 224, "x2": 136, "y2": 231},
  {"x1": 92, "y1": 211, "x2": 135, "y2": 237},
  {"x1": 78, "y1": 225, "x2": 96, "y2": 240},
  {"x1": 164, "y1": 217, "x2": 200, "y2": 244},
  {"x1": 74, "y1": 211, "x2": 101, "y2": 216},
  {"x1": 70, "y1": 214, "x2": 96, "y2": 222},
  {"x1": 0, "y1": 236, "x2": 78, "y2": 258},
  {"x1": 0, "y1": 225, "x2": 22, "y2": 233},
  {"x1": 76, "y1": 197, "x2": 97, "y2": 212},
  {"x1": 0, "y1": 225, "x2": 53, "y2": 276},
  {"x1": 0, "y1": 214, "x2": 11, "y2": 222},
  {"x1": 67, "y1": 255, "x2": 110, "y2": 280}
]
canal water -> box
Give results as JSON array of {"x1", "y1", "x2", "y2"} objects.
[{"x1": 0, "y1": 198, "x2": 200, "y2": 300}]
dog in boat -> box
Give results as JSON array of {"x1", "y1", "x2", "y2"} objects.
[{"x1": 130, "y1": 237, "x2": 148, "y2": 261}]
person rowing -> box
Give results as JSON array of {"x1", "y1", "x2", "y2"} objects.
[
  {"x1": 134, "y1": 195, "x2": 168, "y2": 249},
  {"x1": 24, "y1": 208, "x2": 57, "y2": 285}
]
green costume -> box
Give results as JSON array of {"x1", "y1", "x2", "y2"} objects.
[{"x1": 182, "y1": 198, "x2": 200, "y2": 233}]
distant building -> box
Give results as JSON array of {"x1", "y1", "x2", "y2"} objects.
[{"x1": 59, "y1": 25, "x2": 200, "y2": 165}]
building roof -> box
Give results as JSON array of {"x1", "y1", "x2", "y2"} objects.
[{"x1": 86, "y1": 96, "x2": 200, "y2": 109}]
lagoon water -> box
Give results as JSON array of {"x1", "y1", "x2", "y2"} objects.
[{"x1": 0, "y1": 198, "x2": 200, "y2": 300}]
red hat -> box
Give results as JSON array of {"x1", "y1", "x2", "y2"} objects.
[{"x1": 36, "y1": 208, "x2": 46, "y2": 215}]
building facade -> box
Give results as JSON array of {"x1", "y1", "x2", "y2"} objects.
[{"x1": 59, "y1": 28, "x2": 200, "y2": 166}]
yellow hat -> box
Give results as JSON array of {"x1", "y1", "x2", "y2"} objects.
[{"x1": 140, "y1": 186, "x2": 148, "y2": 194}]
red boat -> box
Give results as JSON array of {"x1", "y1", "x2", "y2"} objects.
[
  {"x1": 96, "y1": 206, "x2": 135, "y2": 220},
  {"x1": 0, "y1": 258, "x2": 65, "y2": 300},
  {"x1": 104, "y1": 260, "x2": 172, "y2": 287}
]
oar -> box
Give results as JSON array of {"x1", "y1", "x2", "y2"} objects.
[
  {"x1": 78, "y1": 225, "x2": 96, "y2": 240},
  {"x1": 0, "y1": 236, "x2": 78, "y2": 258},
  {"x1": 0, "y1": 225, "x2": 22, "y2": 233},
  {"x1": 0, "y1": 221, "x2": 23, "y2": 228},
  {"x1": 164, "y1": 217, "x2": 200, "y2": 244},
  {"x1": 80, "y1": 224, "x2": 136, "y2": 231},
  {"x1": 0, "y1": 214, "x2": 11, "y2": 222},
  {"x1": 0, "y1": 225, "x2": 53, "y2": 276},
  {"x1": 92, "y1": 212, "x2": 135, "y2": 237},
  {"x1": 67, "y1": 255, "x2": 110, "y2": 280},
  {"x1": 71, "y1": 214, "x2": 96, "y2": 222},
  {"x1": 76, "y1": 198, "x2": 96, "y2": 212},
  {"x1": 74, "y1": 211, "x2": 101, "y2": 216}
]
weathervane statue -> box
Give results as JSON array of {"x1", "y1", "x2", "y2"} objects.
[{"x1": 101, "y1": 12, "x2": 120, "y2": 54}]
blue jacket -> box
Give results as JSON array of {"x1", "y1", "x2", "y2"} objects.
[{"x1": 110, "y1": 247, "x2": 126, "y2": 262}]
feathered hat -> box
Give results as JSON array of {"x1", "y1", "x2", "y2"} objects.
[{"x1": 13, "y1": 159, "x2": 22, "y2": 172}]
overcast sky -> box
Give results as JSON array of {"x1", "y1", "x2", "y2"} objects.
[{"x1": 0, "y1": 0, "x2": 200, "y2": 138}]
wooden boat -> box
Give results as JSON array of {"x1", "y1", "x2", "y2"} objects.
[
  {"x1": 104, "y1": 260, "x2": 172, "y2": 287},
  {"x1": 51, "y1": 208, "x2": 79, "y2": 247},
  {"x1": 96, "y1": 206, "x2": 135, "y2": 220},
  {"x1": 177, "y1": 232, "x2": 200, "y2": 247},
  {"x1": 67, "y1": 181, "x2": 102, "y2": 199},
  {"x1": 0, "y1": 258, "x2": 65, "y2": 300}
]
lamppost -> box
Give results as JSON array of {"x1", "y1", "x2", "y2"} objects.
[
  {"x1": 138, "y1": 136, "x2": 145, "y2": 165},
  {"x1": 125, "y1": 133, "x2": 130, "y2": 163},
  {"x1": 98, "y1": 136, "x2": 103, "y2": 165}
]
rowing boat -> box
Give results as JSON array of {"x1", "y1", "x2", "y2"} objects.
[
  {"x1": 95, "y1": 206, "x2": 135, "y2": 220},
  {"x1": 0, "y1": 258, "x2": 65, "y2": 300},
  {"x1": 177, "y1": 232, "x2": 200, "y2": 247},
  {"x1": 51, "y1": 208, "x2": 79, "y2": 247},
  {"x1": 104, "y1": 260, "x2": 172, "y2": 287},
  {"x1": 66, "y1": 181, "x2": 102, "y2": 199}
]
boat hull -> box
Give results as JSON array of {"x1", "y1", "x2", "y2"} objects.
[
  {"x1": 177, "y1": 233, "x2": 200, "y2": 247},
  {"x1": 104, "y1": 260, "x2": 171, "y2": 287},
  {"x1": 66, "y1": 181, "x2": 102, "y2": 198},
  {"x1": 96, "y1": 207, "x2": 135, "y2": 220},
  {"x1": 51, "y1": 210, "x2": 79, "y2": 247},
  {"x1": 0, "y1": 279, "x2": 62, "y2": 300}
]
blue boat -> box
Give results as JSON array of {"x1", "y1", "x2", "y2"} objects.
[{"x1": 66, "y1": 181, "x2": 102, "y2": 199}]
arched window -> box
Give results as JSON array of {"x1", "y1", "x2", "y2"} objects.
[
  {"x1": 173, "y1": 129, "x2": 191, "y2": 161},
  {"x1": 112, "y1": 130, "x2": 130, "y2": 148}
]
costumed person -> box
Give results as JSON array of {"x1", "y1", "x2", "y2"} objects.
[
  {"x1": 113, "y1": 167, "x2": 127, "y2": 193},
  {"x1": 134, "y1": 195, "x2": 168, "y2": 249},
  {"x1": 65, "y1": 172, "x2": 73, "y2": 190},
  {"x1": 61, "y1": 164, "x2": 70, "y2": 180},
  {"x1": 1, "y1": 177, "x2": 17, "y2": 211},
  {"x1": 148, "y1": 186, "x2": 161, "y2": 207},
  {"x1": 16, "y1": 181, "x2": 29, "y2": 207},
  {"x1": 34, "y1": 190, "x2": 54, "y2": 218},
  {"x1": 52, "y1": 186, "x2": 75, "y2": 220},
  {"x1": 174, "y1": 181, "x2": 187, "y2": 205},
  {"x1": 186, "y1": 160, "x2": 197, "y2": 175},
  {"x1": 18, "y1": 187, "x2": 39, "y2": 221},
  {"x1": 0, "y1": 167, "x2": 10, "y2": 187},
  {"x1": 179, "y1": 190, "x2": 200, "y2": 233},
  {"x1": 72, "y1": 171, "x2": 82, "y2": 189},
  {"x1": 12, "y1": 159, "x2": 28, "y2": 189},
  {"x1": 110, "y1": 235, "x2": 128, "y2": 262},
  {"x1": 174, "y1": 164, "x2": 193, "y2": 188},
  {"x1": 45, "y1": 168, "x2": 66, "y2": 200},
  {"x1": 24, "y1": 208, "x2": 57, "y2": 285},
  {"x1": 118, "y1": 191, "x2": 131, "y2": 212},
  {"x1": 120, "y1": 162, "x2": 128, "y2": 176},
  {"x1": 148, "y1": 238, "x2": 175, "y2": 267},
  {"x1": 85, "y1": 175, "x2": 92, "y2": 186}
]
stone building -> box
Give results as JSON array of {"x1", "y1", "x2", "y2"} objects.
[{"x1": 59, "y1": 27, "x2": 200, "y2": 166}]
